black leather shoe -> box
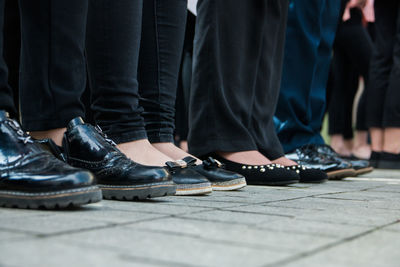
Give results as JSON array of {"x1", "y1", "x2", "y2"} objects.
[
  {"x1": 62, "y1": 117, "x2": 176, "y2": 200},
  {"x1": 181, "y1": 156, "x2": 247, "y2": 191},
  {"x1": 211, "y1": 156, "x2": 299, "y2": 186},
  {"x1": 315, "y1": 145, "x2": 372, "y2": 176},
  {"x1": 0, "y1": 111, "x2": 101, "y2": 209},
  {"x1": 166, "y1": 160, "x2": 212, "y2": 195},
  {"x1": 378, "y1": 152, "x2": 400, "y2": 169},
  {"x1": 285, "y1": 165, "x2": 327, "y2": 183},
  {"x1": 286, "y1": 144, "x2": 356, "y2": 180}
]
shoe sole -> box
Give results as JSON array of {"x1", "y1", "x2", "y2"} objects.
[
  {"x1": 355, "y1": 167, "x2": 374, "y2": 175},
  {"x1": 299, "y1": 179, "x2": 327, "y2": 184},
  {"x1": 327, "y1": 168, "x2": 357, "y2": 180},
  {"x1": 99, "y1": 181, "x2": 176, "y2": 200},
  {"x1": 0, "y1": 186, "x2": 102, "y2": 209},
  {"x1": 247, "y1": 179, "x2": 300, "y2": 186},
  {"x1": 175, "y1": 182, "x2": 212, "y2": 196},
  {"x1": 211, "y1": 178, "x2": 247, "y2": 191}
]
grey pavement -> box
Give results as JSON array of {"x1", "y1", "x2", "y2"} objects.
[{"x1": 1, "y1": 169, "x2": 400, "y2": 267}]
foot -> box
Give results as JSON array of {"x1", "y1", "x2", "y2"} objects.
[
  {"x1": 0, "y1": 112, "x2": 101, "y2": 209},
  {"x1": 272, "y1": 156, "x2": 298, "y2": 166},
  {"x1": 330, "y1": 134, "x2": 352, "y2": 157},
  {"x1": 118, "y1": 139, "x2": 173, "y2": 166},
  {"x1": 352, "y1": 145, "x2": 371, "y2": 160},
  {"x1": 152, "y1": 142, "x2": 202, "y2": 165},
  {"x1": 62, "y1": 118, "x2": 176, "y2": 200},
  {"x1": 216, "y1": 150, "x2": 271, "y2": 165},
  {"x1": 30, "y1": 127, "x2": 66, "y2": 146}
]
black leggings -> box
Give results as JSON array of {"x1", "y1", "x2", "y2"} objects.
[{"x1": 327, "y1": 9, "x2": 373, "y2": 138}]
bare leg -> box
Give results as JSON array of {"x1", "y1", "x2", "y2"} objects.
[
  {"x1": 30, "y1": 128, "x2": 67, "y2": 146},
  {"x1": 330, "y1": 134, "x2": 352, "y2": 157},
  {"x1": 352, "y1": 130, "x2": 371, "y2": 159},
  {"x1": 383, "y1": 127, "x2": 400, "y2": 154},
  {"x1": 370, "y1": 127, "x2": 384, "y2": 152}
]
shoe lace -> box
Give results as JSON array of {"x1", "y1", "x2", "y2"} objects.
[
  {"x1": 6, "y1": 119, "x2": 34, "y2": 144},
  {"x1": 94, "y1": 125, "x2": 117, "y2": 146}
]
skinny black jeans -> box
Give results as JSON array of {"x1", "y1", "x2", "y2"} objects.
[
  {"x1": 0, "y1": 0, "x2": 17, "y2": 117},
  {"x1": 366, "y1": 0, "x2": 400, "y2": 128},
  {"x1": 189, "y1": 0, "x2": 289, "y2": 159},
  {"x1": 18, "y1": 0, "x2": 187, "y2": 144}
]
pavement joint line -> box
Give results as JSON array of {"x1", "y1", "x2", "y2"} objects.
[
  {"x1": 118, "y1": 253, "x2": 206, "y2": 267},
  {"x1": 213, "y1": 208, "x2": 295, "y2": 218},
  {"x1": 311, "y1": 196, "x2": 367, "y2": 201},
  {"x1": 130, "y1": 226, "x2": 288, "y2": 252},
  {"x1": 263, "y1": 219, "x2": 400, "y2": 267}
]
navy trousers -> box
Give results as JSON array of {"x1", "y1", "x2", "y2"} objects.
[{"x1": 275, "y1": 0, "x2": 341, "y2": 153}]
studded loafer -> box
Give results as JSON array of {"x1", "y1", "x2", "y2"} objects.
[
  {"x1": 166, "y1": 160, "x2": 212, "y2": 196},
  {"x1": 285, "y1": 165, "x2": 327, "y2": 183},
  {"x1": 212, "y1": 156, "x2": 299, "y2": 186},
  {"x1": 181, "y1": 156, "x2": 247, "y2": 191},
  {"x1": 0, "y1": 111, "x2": 102, "y2": 209},
  {"x1": 61, "y1": 117, "x2": 176, "y2": 200}
]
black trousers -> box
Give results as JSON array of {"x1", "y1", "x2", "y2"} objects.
[
  {"x1": 328, "y1": 9, "x2": 373, "y2": 138},
  {"x1": 366, "y1": 0, "x2": 400, "y2": 128},
  {"x1": 18, "y1": 0, "x2": 187, "y2": 144},
  {"x1": 188, "y1": 0, "x2": 289, "y2": 159},
  {"x1": 0, "y1": 0, "x2": 16, "y2": 117}
]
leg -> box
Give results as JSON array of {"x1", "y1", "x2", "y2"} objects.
[
  {"x1": 275, "y1": 0, "x2": 339, "y2": 153},
  {"x1": 0, "y1": 0, "x2": 16, "y2": 117},
  {"x1": 86, "y1": 0, "x2": 172, "y2": 166},
  {"x1": 137, "y1": 0, "x2": 194, "y2": 162},
  {"x1": 366, "y1": 0, "x2": 398, "y2": 153},
  {"x1": 189, "y1": 0, "x2": 267, "y2": 161},
  {"x1": 19, "y1": 0, "x2": 88, "y2": 144}
]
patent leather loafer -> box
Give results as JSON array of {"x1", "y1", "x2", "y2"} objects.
[
  {"x1": 0, "y1": 111, "x2": 101, "y2": 209},
  {"x1": 316, "y1": 145, "x2": 372, "y2": 176},
  {"x1": 181, "y1": 156, "x2": 247, "y2": 191},
  {"x1": 286, "y1": 144, "x2": 356, "y2": 180},
  {"x1": 62, "y1": 117, "x2": 176, "y2": 200},
  {"x1": 285, "y1": 165, "x2": 327, "y2": 183},
  {"x1": 212, "y1": 156, "x2": 299, "y2": 186},
  {"x1": 166, "y1": 160, "x2": 212, "y2": 196}
]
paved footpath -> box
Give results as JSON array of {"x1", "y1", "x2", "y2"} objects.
[{"x1": 1, "y1": 169, "x2": 400, "y2": 267}]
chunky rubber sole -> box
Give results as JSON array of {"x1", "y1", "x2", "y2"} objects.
[
  {"x1": 327, "y1": 168, "x2": 357, "y2": 180},
  {"x1": 99, "y1": 181, "x2": 176, "y2": 200},
  {"x1": 211, "y1": 178, "x2": 247, "y2": 191},
  {"x1": 0, "y1": 186, "x2": 102, "y2": 209},
  {"x1": 175, "y1": 182, "x2": 212, "y2": 196}
]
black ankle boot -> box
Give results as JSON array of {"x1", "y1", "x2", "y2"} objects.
[
  {"x1": 62, "y1": 117, "x2": 176, "y2": 200},
  {"x1": 0, "y1": 111, "x2": 101, "y2": 209}
]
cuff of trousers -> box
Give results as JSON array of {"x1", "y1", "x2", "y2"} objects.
[
  {"x1": 108, "y1": 130, "x2": 148, "y2": 145},
  {"x1": 148, "y1": 133, "x2": 174, "y2": 143},
  {"x1": 188, "y1": 138, "x2": 258, "y2": 158},
  {"x1": 382, "y1": 120, "x2": 400, "y2": 128},
  {"x1": 21, "y1": 111, "x2": 85, "y2": 131}
]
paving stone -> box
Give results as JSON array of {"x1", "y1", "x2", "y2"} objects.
[
  {"x1": 0, "y1": 230, "x2": 32, "y2": 242},
  {"x1": 280, "y1": 229, "x2": 400, "y2": 267},
  {"x1": 127, "y1": 217, "x2": 336, "y2": 253},
  {"x1": 0, "y1": 239, "x2": 164, "y2": 267},
  {"x1": 58, "y1": 226, "x2": 291, "y2": 267}
]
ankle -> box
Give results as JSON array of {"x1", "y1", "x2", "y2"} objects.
[{"x1": 30, "y1": 128, "x2": 66, "y2": 146}]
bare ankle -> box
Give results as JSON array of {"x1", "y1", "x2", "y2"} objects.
[{"x1": 30, "y1": 128, "x2": 66, "y2": 146}]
